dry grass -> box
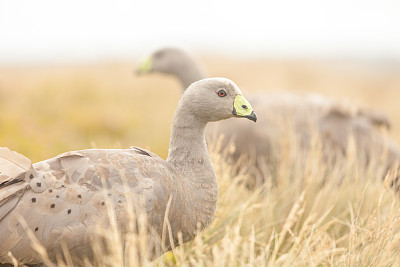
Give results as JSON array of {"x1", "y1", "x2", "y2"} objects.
[{"x1": 1, "y1": 57, "x2": 400, "y2": 266}]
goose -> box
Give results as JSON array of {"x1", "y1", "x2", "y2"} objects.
[
  {"x1": 0, "y1": 78, "x2": 257, "y2": 265},
  {"x1": 137, "y1": 47, "x2": 400, "y2": 184}
]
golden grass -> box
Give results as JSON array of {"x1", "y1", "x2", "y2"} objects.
[
  {"x1": 1, "y1": 57, "x2": 400, "y2": 266},
  {"x1": 24, "y1": 143, "x2": 400, "y2": 267}
]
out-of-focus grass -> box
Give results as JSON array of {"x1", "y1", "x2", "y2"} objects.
[
  {"x1": 0, "y1": 63, "x2": 181, "y2": 161},
  {"x1": 1, "y1": 58, "x2": 400, "y2": 266},
  {"x1": 1, "y1": 58, "x2": 399, "y2": 162}
]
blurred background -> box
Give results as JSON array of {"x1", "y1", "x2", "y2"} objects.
[{"x1": 0, "y1": 0, "x2": 399, "y2": 161}]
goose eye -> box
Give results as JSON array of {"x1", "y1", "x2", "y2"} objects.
[{"x1": 217, "y1": 90, "x2": 227, "y2": 97}]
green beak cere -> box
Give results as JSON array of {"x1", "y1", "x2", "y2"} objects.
[
  {"x1": 137, "y1": 57, "x2": 153, "y2": 73},
  {"x1": 233, "y1": 94, "x2": 257, "y2": 122},
  {"x1": 233, "y1": 94, "x2": 253, "y2": 116}
]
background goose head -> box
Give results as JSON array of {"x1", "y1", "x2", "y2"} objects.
[
  {"x1": 137, "y1": 47, "x2": 206, "y2": 89},
  {"x1": 177, "y1": 77, "x2": 257, "y2": 123}
]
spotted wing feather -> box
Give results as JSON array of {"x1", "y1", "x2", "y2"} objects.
[
  {"x1": 0, "y1": 147, "x2": 32, "y2": 184},
  {"x1": 0, "y1": 148, "x2": 172, "y2": 265}
]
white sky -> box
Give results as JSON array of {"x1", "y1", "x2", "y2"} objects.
[{"x1": 0, "y1": 0, "x2": 400, "y2": 64}]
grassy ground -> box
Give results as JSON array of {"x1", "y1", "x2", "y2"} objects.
[{"x1": 1, "y1": 57, "x2": 400, "y2": 266}]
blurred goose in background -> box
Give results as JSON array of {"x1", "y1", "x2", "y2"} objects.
[
  {"x1": 137, "y1": 47, "x2": 400, "y2": 186},
  {"x1": 0, "y1": 78, "x2": 256, "y2": 266}
]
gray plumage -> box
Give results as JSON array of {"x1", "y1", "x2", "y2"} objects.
[
  {"x1": 0, "y1": 78, "x2": 256, "y2": 265},
  {"x1": 137, "y1": 47, "x2": 206, "y2": 89},
  {"x1": 137, "y1": 47, "x2": 400, "y2": 185}
]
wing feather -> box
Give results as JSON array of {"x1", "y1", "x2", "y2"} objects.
[{"x1": 0, "y1": 147, "x2": 32, "y2": 183}]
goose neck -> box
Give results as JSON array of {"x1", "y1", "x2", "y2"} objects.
[
  {"x1": 175, "y1": 62, "x2": 205, "y2": 89},
  {"x1": 166, "y1": 112, "x2": 208, "y2": 169},
  {"x1": 165, "y1": 108, "x2": 218, "y2": 236}
]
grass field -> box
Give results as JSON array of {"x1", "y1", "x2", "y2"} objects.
[{"x1": 1, "y1": 57, "x2": 400, "y2": 266}]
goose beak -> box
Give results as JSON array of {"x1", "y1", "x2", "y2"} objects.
[
  {"x1": 232, "y1": 94, "x2": 257, "y2": 122},
  {"x1": 136, "y1": 57, "x2": 153, "y2": 74}
]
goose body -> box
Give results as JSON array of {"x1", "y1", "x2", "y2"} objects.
[
  {"x1": 0, "y1": 78, "x2": 256, "y2": 265},
  {"x1": 137, "y1": 48, "x2": 400, "y2": 182}
]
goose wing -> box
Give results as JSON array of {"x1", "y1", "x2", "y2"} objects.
[{"x1": 0, "y1": 147, "x2": 171, "y2": 264}]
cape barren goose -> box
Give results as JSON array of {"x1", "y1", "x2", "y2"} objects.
[
  {"x1": 0, "y1": 78, "x2": 256, "y2": 265},
  {"x1": 137, "y1": 47, "x2": 400, "y2": 186}
]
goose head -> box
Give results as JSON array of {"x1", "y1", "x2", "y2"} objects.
[
  {"x1": 136, "y1": 47, "x2": 200, "y2": 76},
  {"x1": 179, "y1": 78, "x2": 257, "y2": 123}
]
